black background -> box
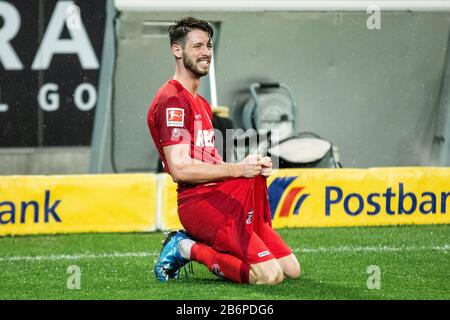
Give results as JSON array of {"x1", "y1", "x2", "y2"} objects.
[{"x1": 0, "y1": 0, "x2": 106, "y2": 147}]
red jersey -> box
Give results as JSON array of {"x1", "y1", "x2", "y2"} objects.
[{"x1": 147, "y1": 79, "x2": 223, "y2": 189}]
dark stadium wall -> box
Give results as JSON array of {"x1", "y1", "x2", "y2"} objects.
[{"x1": 96, "y1": 10, "x2": 450, "y2": 173}]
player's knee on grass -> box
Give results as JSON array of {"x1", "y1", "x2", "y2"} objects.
[
  {"x1": 250, "y1": 259, "x2": 284, "y2": 285},
  {"x1": 278, "y1": 254, "x2": 301, "y2": 279}
]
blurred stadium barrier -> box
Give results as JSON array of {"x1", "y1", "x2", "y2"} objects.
[
  {"x1": 0, "y1": 174, "x2": 157, "y2": 236},
  {"x1": 161, "y1": 167, "x2": 450, "y2": 230},
  {"x1": 0, "y1": 168, "x2": 448, "y2": 236}
]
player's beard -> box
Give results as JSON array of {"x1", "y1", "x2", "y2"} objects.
[{"x1": 182, "y1": 52, "x2": 210, "y2": 78}]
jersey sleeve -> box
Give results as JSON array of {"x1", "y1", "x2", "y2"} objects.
[{"x1": 153, "y1": 96, "x2": 192, "y2": 147}]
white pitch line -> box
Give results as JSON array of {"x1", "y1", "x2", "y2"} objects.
[
  {"x1": 0, "y1": 251, "x2": 159, "y2": 263},
  {"x1": 0, "y1": 245, "x2": 448, "y2": 263},
  {"x1": 293, "y1": 245, "x2": 450, "y2": 254}
]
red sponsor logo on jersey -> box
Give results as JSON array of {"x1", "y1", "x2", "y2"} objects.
[
  {"x1": 166, "y1": 108, "x2": 184, "y2": 127},
  {"x1": 195, "y1": 130, "x2": 215, "y2": 147}
]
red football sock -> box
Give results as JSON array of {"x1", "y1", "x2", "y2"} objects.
[{"x1": 191, "y1": 243, "x2": 250, "y2": 284}]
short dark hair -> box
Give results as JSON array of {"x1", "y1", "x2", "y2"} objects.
[{"x1": 168, "y1": 17, "x2": 213, "y2": 47}]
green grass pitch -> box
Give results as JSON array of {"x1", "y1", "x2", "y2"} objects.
[{"x1": 0, "y1": 225, "x2": 449, "y2": 300}]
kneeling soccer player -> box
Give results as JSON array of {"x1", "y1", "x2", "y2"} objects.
[{"x1": 147, "y1": 17, "x2": 300, "y2": 285}]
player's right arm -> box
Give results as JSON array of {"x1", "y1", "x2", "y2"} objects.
[{"x1": 163, "y1": 144, "x2": 262, "y2": 184}]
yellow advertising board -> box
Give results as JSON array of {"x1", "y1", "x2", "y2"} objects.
[
  {"x1": 0, "y1": 174, "x2": 157, "y2": 236},
  {"x1": 159, "y1": 173, "x2": 183, "y2": 231},
  {"x1": 159, "y1": 168, "x2": 450, "y2": 230},
  {"x1": 2, "y1": 169, "x2": 447, "y2": 236},
  {"x1": 268, "y1": 168, "x2": 450, "y2": 228}
]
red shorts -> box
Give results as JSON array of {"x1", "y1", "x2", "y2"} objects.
[{"x1": 178, "y1": 175, "x2": 292, "y2": 265}]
